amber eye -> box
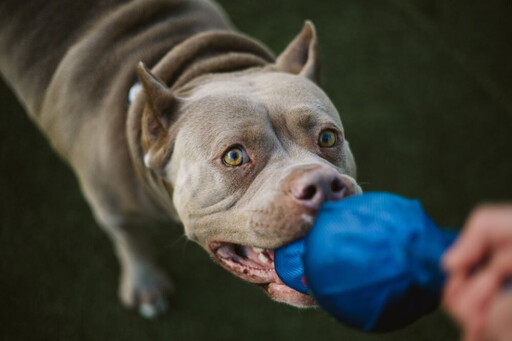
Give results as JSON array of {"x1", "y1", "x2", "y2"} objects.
[
  {"x1": 318, "y1": 130, "x2": 337, "y2": 148},
  {"x1": 222, "y1": 147, "x2": 248, "y2": 166}
]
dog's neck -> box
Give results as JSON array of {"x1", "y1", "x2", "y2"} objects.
[{"x1": 126, "y1": 30, "x2": 275, "y2": 216}]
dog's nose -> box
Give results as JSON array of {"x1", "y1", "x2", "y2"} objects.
[{"x1": 290, "y1": 168, "x2": 351, "y2": 209}]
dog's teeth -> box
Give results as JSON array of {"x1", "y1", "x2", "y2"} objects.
[
  {"x1": 252, "y1": 247, "x2": 264, "y2": 253},
  {"x1": 258, "y1": 252, "x2": 269, "y2": 263}
]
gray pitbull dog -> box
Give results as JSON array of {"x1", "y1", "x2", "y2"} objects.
[{"x1": 0, "y1": 0, "x2": 361, "y2": 317}]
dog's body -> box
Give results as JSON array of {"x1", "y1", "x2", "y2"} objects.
[{"x1": 0, "y1": 0, "x2": 360, "y2": 317}]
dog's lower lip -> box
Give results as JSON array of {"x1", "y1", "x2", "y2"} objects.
[{"x1": 210, "y1": 242, "x2": 315, "y2": 307}]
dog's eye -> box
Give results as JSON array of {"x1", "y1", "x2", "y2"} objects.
[
  {"x1": 318, "y1": 130, "x2": 337, "y2": 148},
  {"x1": 222, "y1": 147, "x2": 248, "y2": 167}
]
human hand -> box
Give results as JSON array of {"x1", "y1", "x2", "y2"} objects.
[{"x1": 442, "y1": 204, "x2": 512, "y2": 341}]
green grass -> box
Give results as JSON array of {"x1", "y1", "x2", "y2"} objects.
[{"x1": 1, "y1": 0, "x2": 511, "y2": 340}]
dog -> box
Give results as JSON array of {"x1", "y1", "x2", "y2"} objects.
[{"x1": 0, "y1": 0, "x2": 361, "y2": 317}]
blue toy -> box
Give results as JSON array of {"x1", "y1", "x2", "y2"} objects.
[{"x1": 274, "y1": 192, "x2": 458, "y2": 332}]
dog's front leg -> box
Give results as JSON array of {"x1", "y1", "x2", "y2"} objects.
[{"x1": 95, "y1": 213, "x2": 174, "y2": 318}]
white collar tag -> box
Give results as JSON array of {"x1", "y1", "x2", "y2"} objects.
[{"x1": 128, "y1": 82, "x2": 142, "y2": 104}]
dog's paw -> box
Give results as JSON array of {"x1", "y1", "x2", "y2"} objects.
[{"x1": 119, "y1": 264, "x2": 174, "y2": 318}]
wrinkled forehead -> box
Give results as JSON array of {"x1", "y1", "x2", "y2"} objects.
[
  {"x1": 179, "y1": 90, "x2": 272, "y2": 158},
  {"x1": 181, "y1": 71, "x2": 343, "y2": 139}
]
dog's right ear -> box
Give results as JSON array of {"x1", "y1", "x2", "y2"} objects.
[
  {"x1": 275, "y1": 21, "x2": 320, "y2": 84},
  {"x1": 137, "y1": 62, "x2": 176, "y2": 170}
]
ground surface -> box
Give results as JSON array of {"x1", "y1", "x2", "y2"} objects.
[{"x1": 1, "y1": 0, "x2": 511, "y2": 340}]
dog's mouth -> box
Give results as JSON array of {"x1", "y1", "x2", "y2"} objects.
[{"x1": 209, "y1": 242, "x2": 315, "y2": 307}]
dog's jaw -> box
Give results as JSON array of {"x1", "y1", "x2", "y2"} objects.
[{"x1": 209, "y1": 241, "x2": 315, "y2": 307}]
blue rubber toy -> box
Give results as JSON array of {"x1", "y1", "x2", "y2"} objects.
[{"x1": 274, "y1": 192, "x2": 458, "y2": 332}]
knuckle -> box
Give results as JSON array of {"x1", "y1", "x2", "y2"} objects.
[
  {"x1": 490, "y1": 251, "x2": 512, "y2": 277},
  {"x1": 465, "y1": 205, "x2": 496, "y2": 232}
]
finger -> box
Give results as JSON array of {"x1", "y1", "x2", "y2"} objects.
[
  {"x1": 446, "y1": 250, "x2": 512, "y2": 340},
  {"x1": 486, "y1": 248, "x2": 512, "y2": 284},
  {"x1": 443, "y1": 205, "x2": 512, "y2": 272},
  {"x1": 443, "y1": 272, "x2": 467, "y2": 314},
  {"x1": 458, "y1": 271, "x2": 501, "y2": 336},
  {"x1": 443, "y1": 273, "x2": 480, "y2": 326},
  {"x1": 462, "y1": 328, "x2": 485, "y2": 341},
  {"x1": 486, "y1": 290, "x2": 512, "y2": 341},
  {"x1": 449, "y1": 271, "x2": 497, "y2": 331}
]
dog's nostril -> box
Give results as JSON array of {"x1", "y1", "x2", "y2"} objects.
[
  {"x1": 331, "y1": 178, "x2": 345, "y2": 193},
  {"x1": 301, "y1": 185, "x2": 317, "y2": 200}
]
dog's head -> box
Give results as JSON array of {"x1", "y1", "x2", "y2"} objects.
[{"x1": 136, "y1": 22, "x2": 361, "y2": 306}]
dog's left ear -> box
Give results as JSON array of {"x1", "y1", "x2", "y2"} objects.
[
  {"x1": 276, "y1": 21, "x2": 320, "y2": 84},
  {"x1": 137, "y1": 62, "x2": 177, "y2": 171}
]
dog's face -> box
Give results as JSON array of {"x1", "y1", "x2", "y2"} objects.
[{"x1": 138, "y1": 23, "x2": 361, "y2": 306}]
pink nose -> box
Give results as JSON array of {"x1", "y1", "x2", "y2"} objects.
[{"x1": 290, "y1": 168, "x2": 350, "y2": 209}]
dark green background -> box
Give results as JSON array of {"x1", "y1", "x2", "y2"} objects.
[{"x1": 1, "y1": 0, "x2": 511, "y2": 340}]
